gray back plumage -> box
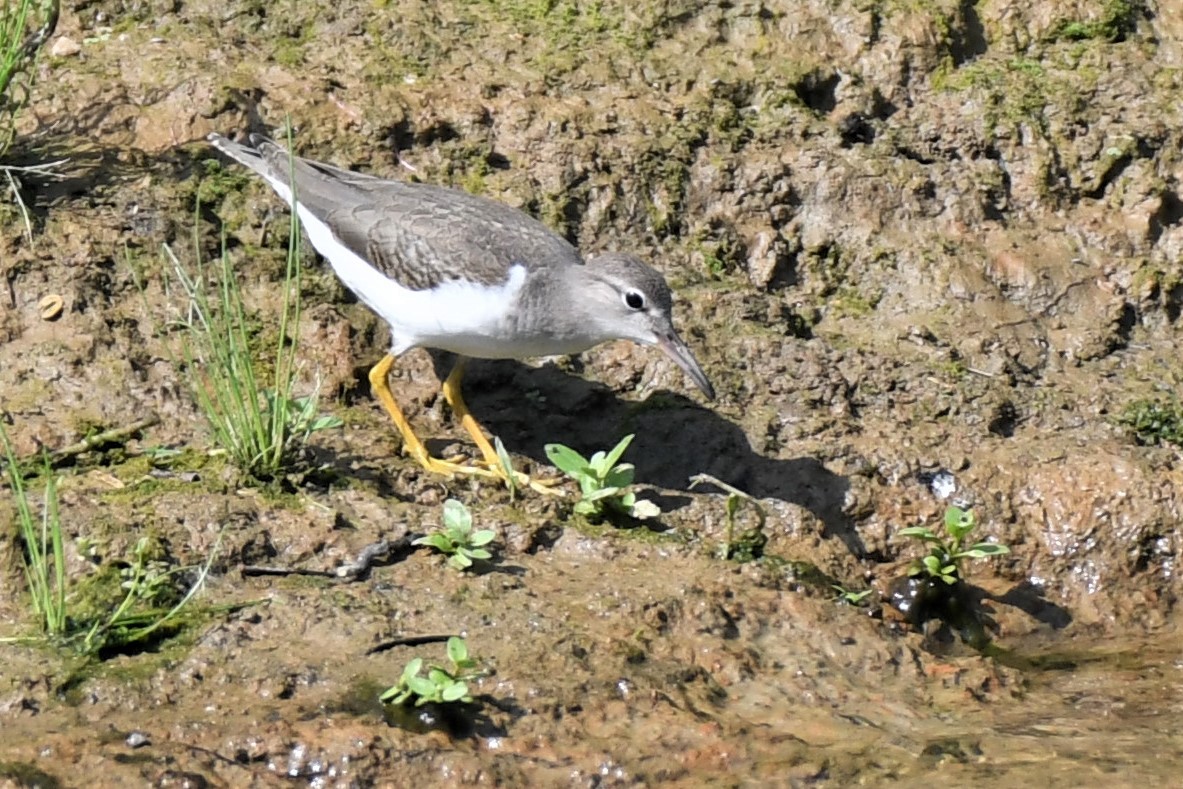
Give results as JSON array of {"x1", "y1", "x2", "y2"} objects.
[{"x1": 245, "y1": 134, "x2": 585, "y2": 291}]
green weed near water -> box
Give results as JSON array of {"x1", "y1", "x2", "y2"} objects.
[
  {"x1": 380, "y1": 636, "x2": 483, "y2": 707},
  {"x1": 0, "y1": 421, "x2": 65, "y2": 637},
  {"x1": 0, "y1": 421, "x2": 220, "y2": 658},
  {"x1": 159, "y1": 181, "x2": 340, "y2": 480},
  {"x1": 545, "y1": 434, "x2": 660, "y2": 520},
  {"x1": 898, "y1": 506, "x2": 1010, "y2": 585},
  {"x1": 413, "y1": 499, "x2": 496, "y2": 570}
]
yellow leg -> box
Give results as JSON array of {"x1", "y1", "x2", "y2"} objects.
[
  {"x1": 368, "y1": 354, "x2": 495, "y2": 479},
  {"x1": 441, "y1": 359, "x2": 563, "y2": 496},
  {"x1": 441, "y1": 359, "x2": 500, "y2": 467}
]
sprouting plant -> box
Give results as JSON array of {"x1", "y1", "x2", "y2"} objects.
[
  {"x1": 545, "y1": 434, "x2": 660, "y2": 520},
  {"x1": 492, "y1": 436, "x2": 519, "y2": 500},
  {"x1": 689, "y1": 474, "x2": 766, "y2": 561},
  {"x1": 380, "y1": 636, "x2": 483, "y2": 707},
  {"x1": 831, "y1": 584, "x2": 873, "y2": 606},
  {"x1": 898, "y1": 506, "x2": 1010, "y2": 585},
  {"x1": 412, "y1": 499, "x2": 495, "y2": 570}
]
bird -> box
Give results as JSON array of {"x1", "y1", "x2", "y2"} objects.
[{"x1": 207, "y1": 131, "x2": 714, "y2": 488}]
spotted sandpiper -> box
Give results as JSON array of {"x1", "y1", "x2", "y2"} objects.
[{"x1": 207, "y1": 132, "x2": 714, "y2": 485}]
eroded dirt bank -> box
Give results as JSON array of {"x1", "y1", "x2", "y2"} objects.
[{"x1": 2, "y1": 0, "x2": 1183, "y2": 785}]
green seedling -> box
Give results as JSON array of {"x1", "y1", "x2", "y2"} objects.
[
  {"x1": 832, "y1": 584, "x2": 873, "y2": 606},
  {"x1": 545, "y1": 434, "x2": 660, "y2": 520},
  {"x1": 492, "y1": 436, "x2": 519, "y2": 500},
  {"x1": 689, "y1": 474, "x2": 767, "y2": 561},
  {"x1": 380, "y1": 636, "x2": 482, "y2": 707},
  {"x1": 412, "y1": 499, "x2": 496, "y2": 570},
  {"x1": 898, "y1": 506, "x2": 1010, "y2": 585}
]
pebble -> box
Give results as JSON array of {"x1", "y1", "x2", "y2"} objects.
[{"x1": 49, "y1": 36, "x2": 81, "y2": 58}]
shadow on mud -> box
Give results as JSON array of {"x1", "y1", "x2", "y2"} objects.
[{"x1": 429, "y1": 355, "x2": 863, "y2": 557}]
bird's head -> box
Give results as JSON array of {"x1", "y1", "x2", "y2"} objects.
[{"x1": 582, "y1": 252, "x2": 715, "y2": 400}]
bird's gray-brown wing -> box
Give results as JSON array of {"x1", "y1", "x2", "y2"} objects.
[{"x1": 251, "y1": 135, "x2": 584, "y2": 292}]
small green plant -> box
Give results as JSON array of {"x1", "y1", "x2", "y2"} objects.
[
  {"x1": 1118, "y1": 398, "x2": 1183, "y2": 447},
  {"x1": 380, "y1": 636, "x2": 482, "y2": 707},
  {"x1": 412, "y1": 499, "x2": 495, "y2": 570},
  {"x1": 158, "y1": 188, "x2": 341, "y2": 479},
  {"x1": 898, "y1": 506, "x2": 1010, "y2": 585},
  {"x1": 545, "y1": 434, "x2": 660, "y2": 520},
  {"x1": 689, "y1": 474, "x2": 766, "y2": 561},
  {"x1": 0, "y1": 420, "x2": 65, "y2": 637},
  {"x1": 492, "y1": 436, "x2": 519, "y2": 500},
  {"x1": 831, "y1": 584, "x2": 873, "y2": 606}
]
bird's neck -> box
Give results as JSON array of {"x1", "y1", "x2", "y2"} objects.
[{"x1": 513, "y1": 265, "x2": 609, "y2": 352}]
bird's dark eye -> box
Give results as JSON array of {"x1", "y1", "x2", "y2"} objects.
[{"x1": 624, "y1": 290, "x2": 645, "y2": 310}]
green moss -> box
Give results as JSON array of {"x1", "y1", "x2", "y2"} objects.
[
  {"x1": 1048, "y1": 0, "x2": 1142, "y2": 42},
  {"x1": 1118, "y1": 398, "x2": 1183, "y2": 447},
  {"x1": 194, "y1": 158, "x2": 253, "y2": 206}
]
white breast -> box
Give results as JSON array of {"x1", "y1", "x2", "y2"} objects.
[{"x1": 298, "y1": 204, "x2": 538, "y2": 358}]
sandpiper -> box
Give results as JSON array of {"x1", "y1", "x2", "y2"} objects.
[{"x1": 207, "y1": 132, "x2": 714, "y2": 486}]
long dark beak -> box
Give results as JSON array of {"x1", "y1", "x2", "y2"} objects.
[{"x1": 657, "y1": 331, "x2": 715, "y2": 400}]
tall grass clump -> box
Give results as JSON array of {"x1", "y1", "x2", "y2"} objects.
[
  {"x1": 1, "y1": 0, "x2": 63, "y2": 242},
  {"x1": 1, "y1": 420, "x2": 222, "y2": 659},
  {"x1": 0, "y1": 0, "x2": 58, "y2": 158},
  {"x1": 162, "y1": 162, "x2": 339, "y2": 479},
  {"x1": 0, "y1": 420, "x2": 66, "y2": 637}
]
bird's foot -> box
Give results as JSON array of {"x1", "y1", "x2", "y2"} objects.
[
  {"x1": 463, "y1": 453, "x2": 565, "y2": 497},
  {"x1": 413, "y1": 452, "x2": 501, "y2": 480}
]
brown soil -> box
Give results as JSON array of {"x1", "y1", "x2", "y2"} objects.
[{"x1": 2, "y1": 0, "x2": 1183, "y2": 785}]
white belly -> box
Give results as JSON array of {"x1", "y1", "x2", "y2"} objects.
[{"x1": 297, "y1": 205, "x2": 540, "y2": 358}]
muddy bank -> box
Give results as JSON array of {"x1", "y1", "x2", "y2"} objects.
[{"x1": 2, "y1": 0, "x2": 1182, "y2": 785}]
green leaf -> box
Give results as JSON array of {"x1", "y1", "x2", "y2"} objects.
[
  {"x1": 604, "y1": 465, "x2": 636, "y2": 489},
  {"x1": 959, "y1": 543, "x2": 1010, "y2": 558},
  {"x1": 442, "y1": 499, "x2": 472, "y2": 533},
  {"x1": 441, "y1": 681, "x2": 469, "y2": 702},
  {"x1": 573, "y1": 500, "x2": 599, "y2": 516},
  {"x1": 380, "y1": 685, "x2": 411, "y2": 704},
  {"x1": 945, "y1": 506, "x2": 975, "y2": 539},
  {"x1": 545, "y1": 443, "x2": 591, "y2": 476},
  {"x1": 582, "y1": 487, "x2": 621, "y2": 502},
  {"x1": 922, "y1": 555, "x2": 943, "y2": 574},
  {"x1": 446, "y1": 636, "x2": 468, "y2": 664},
  {"x1": 602, "y1": 434, "x2": 635, "y2": 472},
  {"x1": 402, "y1": 658, "x2": 423, "y2": 681},
  {"x1": 427, "y1": 667, "x2": 452, "y2": 685},
  {"x1": 406, "y1": 675, "x2": 436, "y2": 697},
  {"x1": 465, "y1": 547, "x2": 492, "y2": 560},
  {"x1": 898, "y1": 527, "x2": 946, "y2": 546},
  {"x1": 448, "y1": 552, "x2": 473, "y2": 570},
  {"x1": 469, "y1": 529, "x2": 496, "y2": 547},
  {"x1": 414, "y1": 533, "x2": 456, "y2": 554},
  {"x1": 310, "y1": 414, "x2": 343, "y2": 431}
]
